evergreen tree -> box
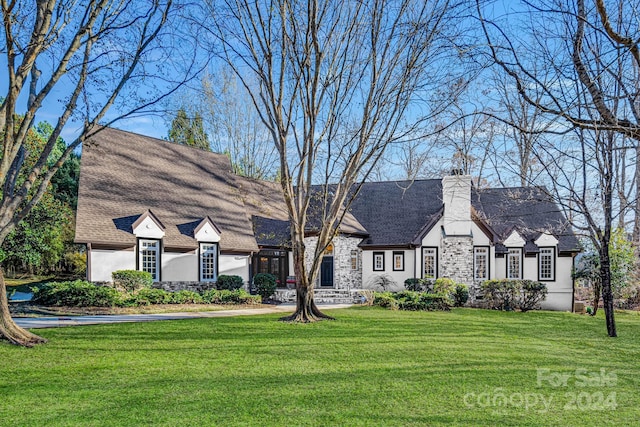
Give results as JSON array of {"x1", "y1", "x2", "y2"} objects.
[{"x1": 167, "y1": 108, "x2": 211, "y2": 151}]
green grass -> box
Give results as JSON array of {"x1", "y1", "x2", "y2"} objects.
[{"x1": 0, "y1": 308, "x2": 638, "y2": 426}]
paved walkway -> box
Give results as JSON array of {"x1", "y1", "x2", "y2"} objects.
[{"x1": 13, "y1": 304, "x2": 354, "y2": 329}]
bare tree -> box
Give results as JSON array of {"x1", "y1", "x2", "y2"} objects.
[
  {"x1": 0, "y1": 0, "x2": 200, "y2": 346},
  {"x1": 207, "y1": 0, "x2": 467, "y2": 321},
  {"x1": 201, "y1": 69, "x2": 280, "y2": 180},
  {"x1": 478, "y1": 0, "x2": 640, "y2": 336}
]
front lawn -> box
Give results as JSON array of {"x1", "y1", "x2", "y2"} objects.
[{"x1": 1, "y1": 308, "x2": 638, "y2": 426}]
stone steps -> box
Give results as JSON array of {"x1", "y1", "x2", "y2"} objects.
[{"x1": 273, "y1": 289, "x2": 364, "y2": 304}]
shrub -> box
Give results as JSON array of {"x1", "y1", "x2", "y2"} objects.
[
  {"x1": 453, "y1": 284, "x2": 469, "y2": 307},
  {"x1": 216, "y1": 275, "x2": 244, "y2": 291},
  {"x1": 404, "y1": 278, "x2": 422, "y2": 292},
  {"x1": 169, "y1": 290, "x2": 203, "y2": 304},
  {"x1": 112, "y1": 270, "x2": 153, "y2": 292},
  {"x1": 372, "y1": 291, "x2": 452, "y2": 311},
  {"x1": 366, "y1": 274, "x2": 397, "y2": 291},
  {"x1": 480, "y1": 279, "x2": 547, "y2": 311},
  {"x1": 124, "y1": 288, "x2": 172, "y2": 306},
  {"x1": 202, "y1": 289, "x2": 261, "y2": 305},
  {"x1": 481, "y1": 279, "x2": 519, "y2": 310},
  {"x1": 373, "y1": 292, "x2": 399, "y2": 310},
  {"x1": 253, "y1": 273, "x2": 277, "y2": 301},
  {"x1": 32, "y1": 281, "x2": 120, "y2": 307},
  {"x1": 433, "y1": 278, "x2": 456, "y2": 296},
  {"x1": 519, "y1": 280, "x2": 548, "y2": 312}
]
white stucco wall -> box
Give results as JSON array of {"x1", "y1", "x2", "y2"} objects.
[
  {"x1": 89, "y1": 248, "x2": 136, "y2": 282},
  {"x1": 88, "y1": 246, "x2": 251, "y2": 284},
  {"x1": 539, "y1": 255, "x2": 574, "y2": 311},
  {"x1": 162, "y1": 251, "x2": 198, "y2": 282},
  {"x1": 219, "y1": 254, "x2": 250, "y2": 283},
  {"x1": 361, "y1": 249, "x2": 415, "y2": 292}
]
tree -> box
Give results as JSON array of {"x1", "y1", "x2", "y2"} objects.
[
  {"x1": 1, "y1": 0, "x2": 199, "y2": 346},
  {"x1": 477, "y1": 0, "x2": 640, "y2": 337},
  {"x1": 201, "y1": 69, "x2": 280, "y2": 180},
  {"x1": 574, "y1": 228, "x2": 635, "y2": 314},
  {"x1": 167, "y1": 107, "x2": 211, "y2": 151},
  {"x1": 208, "y1": 0, "x2": 468, "y2": 321}
]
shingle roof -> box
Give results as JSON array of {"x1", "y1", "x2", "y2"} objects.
[
  {"x1": 349, "y1": 179, "x2": 444, "y2": 248},
  {"x1": 347, "y1": 179, "x2": 580, "y2": 253},
  {"x1": 75, "y1": 128, "x2": 579, "y2": 255},
  {"x1": 472, "y1": 186, "x2": 581, "y2": 254},
  {"x1": 235, "y1": 176, "x2": 367, "y2": 247},
  {"x1": 75, "y1": 127, "x2": 259, "y2": 252}
]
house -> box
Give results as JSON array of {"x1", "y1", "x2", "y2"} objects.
[{"x1": 75, "y1": 128, "x2": 581, "y2": 310}]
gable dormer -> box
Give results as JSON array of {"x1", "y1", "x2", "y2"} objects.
[
  {"x1": 503, "y1": 229, "x2": 525, "y2": 247},
  {"x1": 535, "y1": 231, "x2": 559, "y2": 247},
  {"x1": 132, "y1": 210, "x2": 165, "y2": 239},
  {"x1": 194, "y1": 216, "x2": 222, "y2": 242}
]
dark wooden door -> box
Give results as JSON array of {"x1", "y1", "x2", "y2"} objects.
[{"x1": 320, "y1": 256, "x2": 334, "y2": 287}]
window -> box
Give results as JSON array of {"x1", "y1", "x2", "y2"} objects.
[
  {"x1": 139, "y1": 239, "x2": 160, "y2": 282},
  {"x1": 474, "y1": 247, "x2": 489, "y2": 281},
  {"x1": 350, "y1": 250, "x2": 359, "y2": 270},
  {"x1": 200, "y1": 243, "x2": 218, "y2": 282},
  {"x1": 393, "y1": 251, "x2": 404, "y2": 271},
  {"x1": 539, "y1": 247, "x2": 555, "y2": 281},
  {"x1": 423, "y1": 247, "x2": 437, "y2": 279},
  {"x1": 373, "y1": 252, "x2": 385, "y2": 271},
  {"x1": 507, "y1": 248, "x2": 522, "y2": 279}
]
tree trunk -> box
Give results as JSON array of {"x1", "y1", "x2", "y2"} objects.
[
  {"x1": 280, "y1": 240, "x2": 333, "y2": 323},
  {"x1": 599, "y1": 245, "x2": 617, "y2": 337},
  {"x1": 0, "y1": 268, "x2": 47, "y2": 347},
  {"x1": 591, "y1": 282, "x2": 600, "y2": 316}
]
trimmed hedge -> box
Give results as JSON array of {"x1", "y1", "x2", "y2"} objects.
[
  {"x1": 112, "y1": 270, "x2": 153, "y2": 291},
  {"x1": 373, "y1": 291, "x2": 453, "y2": 311},
  {"x1": 480, "y1": 279, "x2": 548, "y2": 311},
  {"x1": 32, "y1": 281, "x2": 261, "y2": 307},
  {"x1": 216, "y1": 275, "x2": 244, "y2": 291},
  {"x1": 253, "y1": 273, "x2": 277, "y2": 301},
  {"x1": 32, "y1": 280, "x2": 121, "y2": 307}
]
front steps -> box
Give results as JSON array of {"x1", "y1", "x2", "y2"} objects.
[{"x1": 273, "y1": 288, "x2": 365, "y2": 304}]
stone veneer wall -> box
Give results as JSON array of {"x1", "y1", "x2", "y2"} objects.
[
  {"x1": 333, "y1": 235, "x2": 362, "y2": 290},
  {"x1": 153, "y1": 281, "x2": 217, "y2": 293},
  {"x1": 439, "y1": 236, "x2": 473, "y2": 285},
  {"x1": 303, "y1": 235, "x2": 363, "y2": 289}
]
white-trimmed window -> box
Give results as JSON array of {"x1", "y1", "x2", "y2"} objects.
[
  {"x1": 373, "y1": 252, "x2": 385, "y2": 271},
  {"x1": 200, "y1": 243, "x2": 218, "y2": 282},
  {"x1": 350, "y1": 250, "x2": 359, "y2": 270},
  {"x1": 474, "y1": 247, "x2": 489, "y2": 281},
  {"x1": 539, "y1": 247, "x2": 555, "y2": 281},
  {"x1": 423, "y1": 247, "x2": 437, "y2": 279},
  {"x1": 393, "y1": 251, "x2": 404, "y2": 271},
  {"x1": 507, "y1": 248, "x2": 522, "y2": 279},
  {"x1": 139, "y1": 239, "x2": 160, "y2": 282}
]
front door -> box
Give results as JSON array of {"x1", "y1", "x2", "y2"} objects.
[{"x1": 320, "y1": 256, "x2": 334, "y2": 287}]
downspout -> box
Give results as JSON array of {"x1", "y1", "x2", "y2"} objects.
[
  {"x1": 86, "y1": 243, "x2": 92, "y2": 281},
  {"x1": 571, "y1": 253, "x2": 576, "y2": 313}
]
